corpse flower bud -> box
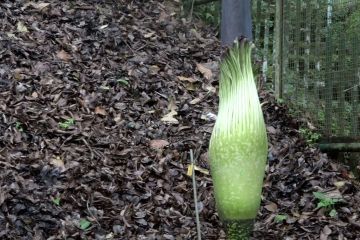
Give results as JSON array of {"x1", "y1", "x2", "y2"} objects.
[{"x1": 209, "y1": 39, "x2": 268, "y2": 239}]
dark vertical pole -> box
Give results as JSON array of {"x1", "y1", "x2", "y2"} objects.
[
  {"x1": 275, "y1": 0, "x2": 284, "y2": 99},
  {"x1": 325, "y1": 0, "x2": 333, "y2": 136},
  {"x1": 294, "y1": 0, "x2": 301, "y2": 102},
  {"x1": 337, "y1": 33, "x2": 346, "y2": 135},
  {"x1": 315, "y1": 1, "x2": 322, "y2": 107},
  {"x1": 304, "y1": 1, "x2": 311, "y2": 107},
  {"x1": 221, "y1": 0, "x2": 252, "y2": 46},
  {"x1": 254, "y1": 0, "x2": 262, "y2": 43},
  {"x1": 263, "y1": 1, "x2": 270, "y2": 83},
  {"x1": 351, "y1": 36, "x2": 359, "y2": 136}
]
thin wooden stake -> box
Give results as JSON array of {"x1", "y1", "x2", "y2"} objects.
[
  {"x1": 190, "y1": 149, "x2": 202, "y2": 240},
  {"x1": 189, "y1": 0, "x2": 196, "y2": 21}
]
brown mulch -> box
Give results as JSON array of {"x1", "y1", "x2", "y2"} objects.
[{"x1": 0, "y1": 0, "x2": 359, "y2": 239}]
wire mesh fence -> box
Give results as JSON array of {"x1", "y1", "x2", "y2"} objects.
[
  {"x1": 252, "y1": 0, "x2": 276, "y2": 86},
  {"x1": 253, "y1": 0, "x2": 360, "y2": 139}
]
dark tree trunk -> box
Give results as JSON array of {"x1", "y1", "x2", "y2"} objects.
[{"x1": 221, "y1": 0, "x2": 253, "y2": 46}]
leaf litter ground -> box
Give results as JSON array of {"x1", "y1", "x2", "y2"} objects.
[{"x1": 0, "y1": 0, "x2": 359, "y2": 239}]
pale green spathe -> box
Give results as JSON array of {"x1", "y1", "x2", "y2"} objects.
[{"x1": 209, "y1": 39, "x2": 268, "y2": 221}]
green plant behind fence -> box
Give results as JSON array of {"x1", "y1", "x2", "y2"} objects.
[{"x1": 253, "y1": 0, "x2": 360, "y2": 139}]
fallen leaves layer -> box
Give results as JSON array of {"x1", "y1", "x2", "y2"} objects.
[{"x1": 0, "y1": 0, "x2": 359, "y2": 239}]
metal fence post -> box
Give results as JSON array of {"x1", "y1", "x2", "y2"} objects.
[{"x1": 275, "y1": 0, "x2": 284, "y2": 99}]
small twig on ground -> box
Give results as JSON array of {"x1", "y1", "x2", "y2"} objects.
[
  {"x1": 155, "y1": 91, "x2": 168, "y2": 99},
  {"x1": 260, "y1": 101, "x2": 269, "y2": 107},
  {"x1": 190, "y1": 149, "x2": 202, "y2": 240},
  {"x1": 194, "y1": 141, "x2": 203, "y2": 162},
  {"x1": 87, "y1": 199, "x2": 101, "y2": 227},
  {"x1": 81, "y1": 137, "x2": 95, "y2": 160}
]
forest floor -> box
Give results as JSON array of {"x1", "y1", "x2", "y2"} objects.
[{"x1": 0, "y1": 0, "x2": 360, "y2": 239}]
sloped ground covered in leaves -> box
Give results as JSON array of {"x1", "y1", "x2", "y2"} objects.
[{"x1": 0, "y1": 0, "x2": 359, "y2": 239}]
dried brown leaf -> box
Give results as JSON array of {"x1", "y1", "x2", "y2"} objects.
[
  {"x1": 51, "y1": 156, "x2": 66, "y2": 172},
  {"x1": 57, "y1": 50, "x2": 71, "y2": 61},
  {"x1": 32, "y1": 2, "x2": 51, "y2": 10},
  {"x1": 196, "y1": 63, "x2": 213, "y2": 80},
  {"x1": 264, "y1": 202, "x2": 278, "y2": 212},
  {"x1": 189, "y1": 98, "x2": 202, "y2": 105},
  {"x1": 95, "y1": 106, "x2": 107, "y2": 116},
  {"x1": 178, "y1": 76, "x2": 198, "y2": 83},
  {"x1": 17, "y1": 21, "x2": 28, "y2": 33},
  {"x1": 161, "y1": 110, "x2": 178, "y2": 124},
  {"x1": 149, "y1": 140, "x2": 169, "y2": 149}
]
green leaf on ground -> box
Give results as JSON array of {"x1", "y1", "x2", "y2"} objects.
[
  {"x1": 274, "y1": 214, "x2": 288, "y2": 223},
  {"x1": 59, "y1": 118, "x2": 75, "y2": 129},
  {"x1": 117, "y1": 78, "x2": 129, "y2": 86},
  {"x1": 79, "y1": 219, "x2": 91, "y2": 230},
  {"x1": 52, "y1": 197, "x2": 61, "y2": 206}
]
